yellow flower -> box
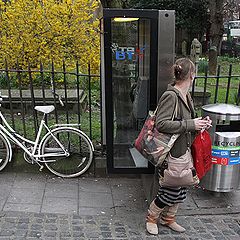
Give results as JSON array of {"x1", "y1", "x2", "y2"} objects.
[{"x1": 0, "y1": 0, "x2": 100, "y2": 72}]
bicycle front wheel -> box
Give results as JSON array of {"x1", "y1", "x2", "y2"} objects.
[
  {"x1": 41, "y1": 127, "x2": 93, "y2": 178},
  {"x1": 0, "y1": 132, "x2": 11, "y2": 171}
]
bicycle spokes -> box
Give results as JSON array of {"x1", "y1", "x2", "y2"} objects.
[{"x1": 41, "y1": 128, "x2": 93, "y2": 178}]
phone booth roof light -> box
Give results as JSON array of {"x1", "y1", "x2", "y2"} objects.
[{"x1": 113, "y1": 17, "x2": 139, "y2": 22}]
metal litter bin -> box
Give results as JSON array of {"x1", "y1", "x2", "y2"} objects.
[{"x1": 200, "y1": 103, "x2": 240, "y2": 192}]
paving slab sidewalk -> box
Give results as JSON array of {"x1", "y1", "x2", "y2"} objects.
[{"x1": 0, "y1": 172, "x2": 239, "y2": 239}]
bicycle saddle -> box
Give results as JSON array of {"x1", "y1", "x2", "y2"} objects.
[{"x1": 34, "y1": 105, "x2": 55, "y2": 114}]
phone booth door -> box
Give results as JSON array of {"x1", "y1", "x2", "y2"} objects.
[{"x1": 101, "y1": 9, "x2": 175, "y2": 173}]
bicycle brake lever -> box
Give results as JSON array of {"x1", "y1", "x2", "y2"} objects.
[
  {"x1": 51, "y1": 90, "x2": 64, "y2": 106},
  {"x1": 58, "y1": 96, "x2": 64, "y2": 106},
  {"x1": 0, "y1": 96, "x2": 8, "y2": 100}
]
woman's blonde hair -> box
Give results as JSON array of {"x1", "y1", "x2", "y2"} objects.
[{"x1": 173, "y1": 58, "x2": 195, "y2": 82}]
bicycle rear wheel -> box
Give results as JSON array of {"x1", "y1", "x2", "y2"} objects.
[
  {"x1": 0, "y1": 132, "x2": 11, "y2": 171},
  {"x1": 41, "y1": 127, "x2": 93, "y2": 178}
]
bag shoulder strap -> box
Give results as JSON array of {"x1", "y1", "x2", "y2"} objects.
[
  {"x1": 171, "y1": 95, "x2": 179, "y2": 121},
  {"x1": 154, "y1": 90, "x2": 179, "y2": 121}
]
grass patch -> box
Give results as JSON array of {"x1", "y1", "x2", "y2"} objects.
[
  {"x1": 198, "y1": 56, "x2": 240, "y2": 75},
  {"x1": 195, "y1": 77, "x2": 239, "y2": 105},
  {"x1": 196, "y1": 56, "x2": 240, "y2": 106},
  {"x1": 3, "y1": 107, "x2": 101, "y2": 147}
]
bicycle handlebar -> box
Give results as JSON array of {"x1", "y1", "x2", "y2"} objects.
[
  {"x1": 0, "y1": 94, "x2": 8, "y2": 103},
  {"x1": 51, "y1": 91, "x2": 64, "y2": 106}
]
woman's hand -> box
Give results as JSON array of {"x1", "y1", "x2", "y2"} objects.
[
  {"x1": 193, "y1": 117, "x2": 209, "y2": 131},
  {"x1": 203, "y1": 116, "x2": 212, "y2": 130}
]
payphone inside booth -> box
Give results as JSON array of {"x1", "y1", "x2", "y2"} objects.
[{"x1": 100, "y1": 9, "x2": 175, "y2": 173}]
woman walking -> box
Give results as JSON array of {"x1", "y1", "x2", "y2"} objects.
[{"x1": 146, "y1": 58, "x2": 211, "y2": 235}]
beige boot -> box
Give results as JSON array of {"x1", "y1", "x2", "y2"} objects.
[
  {"x1": 160, "y1": 204, "x2": 186, "y2": 232},
  {"x1": 146, "y1": 200, "x2": 163, "y2": 235}
]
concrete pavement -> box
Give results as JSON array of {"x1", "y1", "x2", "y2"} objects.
[{"x1": 0, "y1": 171, "x2": 239, "y2": 239}]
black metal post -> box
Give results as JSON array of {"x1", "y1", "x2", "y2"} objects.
[
  {"x1": 88, "y1": 64, "x2": 92, "y2": 140},
  {"x1": 76, "y1": 62, "x2": 81, "y2": 129},
  {"x1": 28, "y1": 62, "x2": 38, "y2": 136},
  {"x1": 203, "y1": 66, "x2": 208, "y2": 105},
  {"x1": 225, "y1": 64, "x2": 232, "y2": 104},
  {"x1": 5, "y1": 59, "x2": 15, "y2": 129},
  {"x1": 51, "y1": 61, "x2": 58, "y2": 124},
  {"x1": 40, "y1": 62, "x2": 48, "y2": 127},
  {"x1": 17, "y1": 61, "x2": 27, "y2": 138},
  {"x1": 63, "y1": 61, "x2": 69, "y2": 124},
  {"x1": 214, "y1": 65, "x2": 221, "y2": 103}
]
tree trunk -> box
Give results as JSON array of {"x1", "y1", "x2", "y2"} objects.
[
  {"x1": 208, "y1": 0, "x2": 224, "y2": 75},
  {"x1": 100, "y1": 0, "x2": 129, "y2": 8}
]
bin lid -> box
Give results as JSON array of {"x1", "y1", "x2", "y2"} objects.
[
  {"x1": 202, "y1": 104, "x2": 240, "y2": 119},
  {"x1": 216, "y1": 132, "x2": 240, "y2": 138}
]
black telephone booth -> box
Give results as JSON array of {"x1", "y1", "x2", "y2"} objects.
[{"x1": 100, "y1": 9, "x2": 175, "y2": 173}]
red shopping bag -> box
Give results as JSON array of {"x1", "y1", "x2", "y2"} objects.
[{"x1": 191, "y1": 130, "x2": 212, "y2": 180}]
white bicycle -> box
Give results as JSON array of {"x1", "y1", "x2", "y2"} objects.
[{"x1": 0, "y1": 92, "x2": 94, "y2": 178}]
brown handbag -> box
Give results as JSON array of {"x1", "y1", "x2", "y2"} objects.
[{"x1": 159, "y1": 149, "x2": 200, "y2": 187}]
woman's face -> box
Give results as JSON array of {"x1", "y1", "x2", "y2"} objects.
[
  {"x1": 190, "y1": 71, "x2": 195, "y2": 86},
  {"x1": 191, "y1": 71, "x2": 196, "y2": 81}
]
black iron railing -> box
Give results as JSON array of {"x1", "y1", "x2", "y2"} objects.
[
  {"x1": 0, "y1": 61, "x2": 239, "y2": 144},
  {"x1": 0, "y1": 60, "x2": 100, "y2": 143},
  {"x1": 192, "y1": 64, "x2": 240, "y2": 107}
]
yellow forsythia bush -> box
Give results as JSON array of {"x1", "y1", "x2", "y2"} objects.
[{"x1": 0, "y1": 0, "x2": 100, "y2": 72}]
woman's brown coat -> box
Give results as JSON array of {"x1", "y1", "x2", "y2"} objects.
[{"x1": 156, "y1": 84, "x2": 196, "y2": 158}]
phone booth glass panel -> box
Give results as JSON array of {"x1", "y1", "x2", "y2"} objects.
[{"x1": 101, "y1": 9, "x2": 175, "y2": 173}]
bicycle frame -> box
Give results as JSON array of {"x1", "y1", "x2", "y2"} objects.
[{"x1": 0, "y1": 111, "x2": 68, "y2": 160}]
